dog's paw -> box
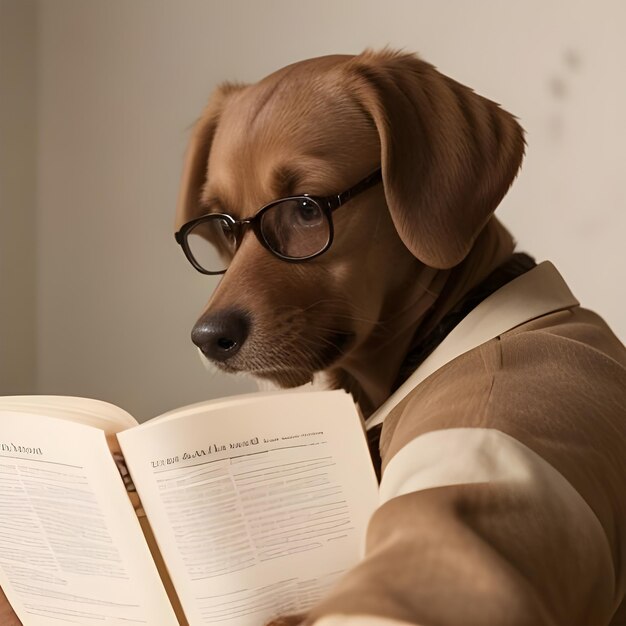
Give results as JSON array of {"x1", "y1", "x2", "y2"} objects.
[{"x1": 264, "y1": 613, "x2": 306, "y2": 626}]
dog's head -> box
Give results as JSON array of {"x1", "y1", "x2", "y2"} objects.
[{"x1": 175, "y1": 50, "x2": 525, "y2": 402}]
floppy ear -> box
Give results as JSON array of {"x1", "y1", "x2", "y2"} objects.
[
  {"x1": 175, "y1": 82, "x2": 245, "y2": 230},
  {"x1": 347, "y1": 50, "x2": 525, "y2": 269}
]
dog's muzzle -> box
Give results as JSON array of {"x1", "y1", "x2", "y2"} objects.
[{"x1": 191, "y1": 309, "x2": 250, "y2": 362}]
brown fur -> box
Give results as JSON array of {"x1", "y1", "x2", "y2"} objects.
[{"x1": 175, "y1": 49, "x2": 525, "y2": 417}]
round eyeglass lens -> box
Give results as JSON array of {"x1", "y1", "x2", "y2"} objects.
[
  {"x1": 260, "y1": 198, "x2": 330, "y2": 258},
  {"x1": 186, "y1": 217, "x2": 236, "y2": 273}
]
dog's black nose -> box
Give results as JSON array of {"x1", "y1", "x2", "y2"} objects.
[{"x1": 191, "y1": 310, "x2": 250, "y2": 362}]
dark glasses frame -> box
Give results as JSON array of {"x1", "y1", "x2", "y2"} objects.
[{"x1": 175, "y1": 168, "x2": 383, "y2": 275}]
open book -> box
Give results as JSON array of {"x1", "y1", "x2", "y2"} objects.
[{"x1": 0, "y1": 390, "x2": 378, "y2": 626}]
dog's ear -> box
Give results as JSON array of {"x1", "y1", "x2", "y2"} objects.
[
  {"x1": 347, "y1": 50, "x2": 525, "y2": 269},
  {"x1": 175, "y1": 82, "x2": 245, "y2": 229}
]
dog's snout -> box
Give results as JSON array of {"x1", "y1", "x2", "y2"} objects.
[{"x1": 191, "y1": 310, "x2": 250, "y2": 362}]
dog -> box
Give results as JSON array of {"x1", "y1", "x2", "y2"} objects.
[
  {"x1": 174, "y1": 50, "x2": 626, "y2": 626},
  {"x1": 0, "y1": 49, "x2": 621, "y2": 626}
]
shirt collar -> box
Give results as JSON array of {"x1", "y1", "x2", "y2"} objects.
[{"x1": 365, "y1": 261, "x2": 579, "y2": 430}]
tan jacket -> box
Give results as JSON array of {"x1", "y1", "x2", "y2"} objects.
[{"x1": 309, "y1": 262, "x2": 626, "y2": 626}]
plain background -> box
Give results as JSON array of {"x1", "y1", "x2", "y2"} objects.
[{"x1": 1, "y1": 0, "x2": 625, "y2": 421}]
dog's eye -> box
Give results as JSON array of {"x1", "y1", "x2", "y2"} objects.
[
  {"x1": 260, "y1": 198, "x2": 329, "y2": 259},
  {"x1": 218, "y1": 219, "x2": 236, "y2": 246},
  {"x1": 294, "y1": 199, "x2": 323, "y2": 226},
  {"x1": 209, "y1": 218, "x2": 237, "y2": 259}
]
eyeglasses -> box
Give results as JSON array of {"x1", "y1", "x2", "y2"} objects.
[{"x1": 175, "y1": 168, "x2": 382, "y2": 275}]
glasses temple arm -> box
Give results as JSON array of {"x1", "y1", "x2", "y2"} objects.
[{"x1": 332, "y1": 168, "x2": 383, "y2": 210}]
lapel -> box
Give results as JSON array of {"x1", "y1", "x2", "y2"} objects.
[{"x1": 365, "y1": 261, "x2": 580, "y2": 430}]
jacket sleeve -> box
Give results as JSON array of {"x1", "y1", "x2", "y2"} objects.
[{"x1": 304, "y1": 319, "x2": 626, "y2": 626}]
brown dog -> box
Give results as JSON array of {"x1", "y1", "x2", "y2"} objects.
[
  {"x1": 176, "y1": 50, "x2": 523, "y2": 416},
  {"x1": 176, "y1": 51, "x2": 626, "y2": 626}
]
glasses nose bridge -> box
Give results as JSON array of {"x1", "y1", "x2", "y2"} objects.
[{"x1": 231, "y1": 217, "x2": 254, "y2": 247}]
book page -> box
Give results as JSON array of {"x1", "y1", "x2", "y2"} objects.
[
  {"x1": 0, "y1": 410, "x2": 178, "y2": 625},
  {"x1": 0, "y1": 396, "x2": 138, "y2": 434},
  {"x1": 118, "y1": 390, "x2": 378, "y2": 626}
]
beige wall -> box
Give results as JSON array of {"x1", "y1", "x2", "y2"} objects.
[
  {"x1": 3, "y1": 0, "x2": 625, "y2": 419},
  {"x1": 0, "y1": 0, "x2": 38, "y2": 394}
]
